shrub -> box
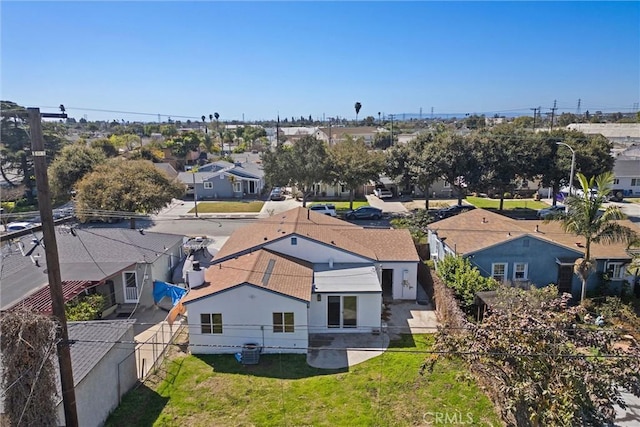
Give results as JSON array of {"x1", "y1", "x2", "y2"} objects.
[
  {"x1": 503, "y1": 192, "x2": 512, "y2": 199},
  {"x1": 437, "y1": 255, "x2": 498, "y2": 309},
  {"x1": 65, "y1": 294, "x2": 106, "y2": 321}
]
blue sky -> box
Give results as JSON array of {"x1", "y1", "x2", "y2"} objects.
[{"x1": 2, "y1": 1, "x2": 638, "y2": 122}]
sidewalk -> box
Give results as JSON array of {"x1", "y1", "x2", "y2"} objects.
[{"x1": 153, "y1": 198, "x2": 263, "y2": 220}]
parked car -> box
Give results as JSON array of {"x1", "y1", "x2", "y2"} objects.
[
  {"x1": 269, "y1": 187, "x2": 286, "y2": 201},
  {"x1": 5, "y1": 221, "x2": 38, "y2": 233},
  {"x1": 536, "y1": 205, "x2": 566, "y2": 219},
  {"x1": 436, "y1": 204, "x2": 476, "y2": 220},
  {"x1": 345, "y1": 206, "x2": 383, "y2": 220},
  {"x1": 308, "y1": 204, "x2": 337, "y2": 217},
  {"x1": 374, "y1": 188, "x2": 393, "y2": 199}
]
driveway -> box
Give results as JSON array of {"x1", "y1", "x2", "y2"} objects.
[
  {"x1": 365, "y1": 194, "x2": 408, "y2": 214},
  {"x1": 258, "y1": 196, "x2": 302, "y2": 218}
]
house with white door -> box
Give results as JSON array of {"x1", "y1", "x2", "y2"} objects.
[
  {"x1": 182, "y1": 207, "x2": 420, "y2": 354},
  {"x1": 1, "y1": 228, "x2": 184, "y2": 316}
]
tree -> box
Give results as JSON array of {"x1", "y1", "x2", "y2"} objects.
[
  {"x1": 90, "y1": 138, "x2": 119, "y2": 157},
  {"x1": 430, "y1": 131, "x2": 480, "y2": 206},
  {"x1": 436, "y1": 255, "x2": 497, "y2": 310},
  {"x1": 262, "y1": 145, "x2": 293, "y2": 188},
  {"x1": 463, "y1": 114, "x2": 485, "y2": 130},
  {"x1": 108, "y1": 133, "x2": 141, "y2": 152},
  {"x1": 75, "y1": 159, "x2": 185, "y2": 226},
  {"x1": 428, "y1": 285, "x2": 640, "y2": 426},
  {"x1": 328, "y1": 135, "x2": 384, "y2": 209},
  {"x1": 48, "y1": 144, "x2": 106, "y2": 201},
  {"x1": 547, "y1": 172, "x2": 637, "y2": 303},
  {"x1": 354, "y1": 102, "x2": 362, "y2": 124},
  {"x1": 474, "y1": 125, "x2": 540, "y2": 210}
]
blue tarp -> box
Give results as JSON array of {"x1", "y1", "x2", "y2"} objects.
[{"x1": 153, "y1": 280, "x2": 187, "y2": 306}]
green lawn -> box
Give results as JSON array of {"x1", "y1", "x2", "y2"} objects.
[
  {"x1": 188, "y1": 201, "x2": 264, "y2": 213},
  {"x1": 466, "y1": 196, "x2": 549, "y2": 210},
  {"x1": 106, "y1": 335, "x2": 500, "y2": 427},
  {"x1": 309, "y1": 201, "x2": 369, "y2": 211}
]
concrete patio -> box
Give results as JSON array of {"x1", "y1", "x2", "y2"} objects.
[{"x1": 307, "y1": 300, "x2": 439, "y2": 369}]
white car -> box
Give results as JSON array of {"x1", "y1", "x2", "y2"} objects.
[
  {"x1": 537, "y1": 205, "x2": 566, "y2": 219},
  {"x1": 374, "y1": 188, "x2": 393, "y2": 199},
  {"x1": 308, "y1": 204, "x2": 337, "y2": 217},
  {"x1": 5, "y1": 221, "x2": 38, "y2": 233}
]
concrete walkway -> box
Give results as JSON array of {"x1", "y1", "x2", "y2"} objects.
[
  {"x1": 384, "y1": 301, "x2": 439, "y2": 339},
  {"x1": 307, "y1": 333, "x2": 390, "y2": 369}
]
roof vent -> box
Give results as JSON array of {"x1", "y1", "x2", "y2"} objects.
[
  {"x1": 535, "y1": 225, "x2": 539, "y2": 233},
  {"x1": 481, "y1": 217, "x2": 487, "y2": 223}
]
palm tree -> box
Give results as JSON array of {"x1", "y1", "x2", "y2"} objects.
[
  {"x1": 354, "y1": 102, "x2": 362, "y2": 125},
  {"x1": 549, "y1": 172, "x2": 637, "y2": 303}
]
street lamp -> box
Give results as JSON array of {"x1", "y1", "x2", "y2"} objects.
[{"x1": 556, "y1": 142, "x2": 576, "y2": 196}]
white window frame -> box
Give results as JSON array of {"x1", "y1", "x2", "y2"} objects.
[
  {"x1": 613, "y1": 178, "x2": 620, "y2": 185},
  {"x1": 513, "y1": 262, "x2": 529, "y2": 281},
  {"x1": 631, "y1": 178, "x2": 640, "y2": 187},
  {"x1": 122, "y1": 271, "x2": 139, "y2": 303},
  {"x1": 606, "y1": 262, "x2": 626, "y2": 279},
  {"x1": 273, "y1": 312, "x2": 295, "y2": 333},
  {"x1": 233, "y1": 181, "x2": 242, "y2": 193},
  {"x1": 491, "y1": 263, "x2": 507, "y2": 283},
  {"x1": 201, "y1": 313, "x2": 223, "y2": 334},
  {"x1": 203, "y1": 182, "x2": 213, "y2": 189}
]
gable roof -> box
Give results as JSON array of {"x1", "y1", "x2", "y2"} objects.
[
  {"x1": 214, "y1": 207, "x2": 419, "y2": 263},
  {"x1": 0, "y1": 228, "x2": 183, "y2": 311},
  {"x1": 428, "y1": 208, "x2": 636, "y2": 259},
  {"x1": 183, "y1": 249, "x2": 313, "y2": 303},
  {"x1": 153, "y1": 163, "x2": 178, "y2": 179},
  {"x1": 614, "y1": 159, "x2": 640, "y2": 177}
]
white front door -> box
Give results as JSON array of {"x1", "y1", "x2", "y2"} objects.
[{"x1": 123, "y1": 271, "x2": 139, "y2": 303}]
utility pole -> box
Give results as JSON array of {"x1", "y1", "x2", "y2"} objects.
[
  {"x1": 389, "y1": 114, "x2": 394, "y2": 148},
  {"x1": 576, "y1": 98, "x2": 581, "y2": 116},
  {"x1": 530, "y1": 107, "x2": 539, "y2": 130},
  {"x1": 276, "y1": 114, "x2": 280, "y2": 148},
  {"x1": 27, "y1": 108, "x2": 79, "y2": 427},
  {"x1": 549, "y1": 100, "x2": 557, "y2": 131}
]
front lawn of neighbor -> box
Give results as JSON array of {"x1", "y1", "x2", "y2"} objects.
[
  {"x1": 106, "y1": 335, "x2": 500, "y2": 427},
  {"x1": 188, "y1": 201, "x2": 264, "y2": 213},
  {"x1": 466, "y1": 196, "x2": 549, "y2": 210}
]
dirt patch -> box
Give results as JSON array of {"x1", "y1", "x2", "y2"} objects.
[{"x1": 402, "y1": 199, "x2": 456, "y2": 211}]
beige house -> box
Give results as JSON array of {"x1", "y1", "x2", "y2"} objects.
[{"x1": 315, "y1": 126, "x2": 381, "y2": 146}]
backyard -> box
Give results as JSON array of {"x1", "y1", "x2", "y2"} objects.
[{"x1": 106, "y1": 334, "x2": 500, "y2": 426}]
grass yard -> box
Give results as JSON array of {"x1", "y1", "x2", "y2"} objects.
[
  {"x1": 188, "y1": 201, "x2": 264, "y2": 213},
  {"x1": 106, "y1": 335, "x2": 500, "y2": 427},
  {"x1": 466, "y1": 196, "x2": 549, "y2": 210}
]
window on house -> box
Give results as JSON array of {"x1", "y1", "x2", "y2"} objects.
[
  {"x1": 613, "y1": 178, "x2": 620, "y2": 185},
  {"x1": 340, "y1": 184, "x2": 347, "y2": 193},
  {"x1": 233, "y1": 181, "x2": 242, "y2": 192},
  {"x1": 491, "y1": 263, "x2": 507, "y2": 283},
  {"x1": 443, "y1": 181, "x2": 451, "y2": 188},
  {"x1": 631, "y1": 178, "x2": 640, "y2": 187},
  {"x1": 291, "y1": 237, "x2": 297, "y2": 246},
  {"x1": 513, "y1": 263, "x2": 528, "y2": 280},
  {"x1": 273, "y1": 312, "x2": 294, "y2": 333},
  {"x1": 201, "y1": 313, "x2": 223, "y2": 334},
  {"x1": 204, "y1": 182, "x2": 213, "y2": 189},
  {"x1": 606, "y1": 262, "x2": 625, "y2": 279}
]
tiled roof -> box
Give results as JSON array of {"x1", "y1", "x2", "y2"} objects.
[
  {"x1": 8, "y1": 280, "x2": 99, "y2": 313},
  {"x1": 340, "y1": 228, "x2": 420, "y2": 262},
  {"x1": 183, "y1": 249, "x2": 313, "y2": 303},
  {"x1": 428, "y1": 208, "x2": 636, "y2": 259},
  {"x1": 214, "y1": 207, "x2": 419, "y2": 263}
]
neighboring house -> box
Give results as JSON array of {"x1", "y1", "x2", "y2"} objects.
[
  {"x1": 178, "y1": 160, "x2": 265, "y2": 199},
  {"x1": 153, "y1": 162, "x2": 179, "y2": 180},
  {"x1": 55, "y1": 320, "x2": 137, "y2": 427},
  {"x1": 1, "y1": 228, "x2": 184, "y2": 315},
  {"x1": 182, "y1": 207, "x2": 420, "y2": 354},
  {"x1": 428, "y1": 209, "x2": 636, "y2": 297},
  {"x1": 0, "y1": 320, "x2": 137, "y2": 427},
  {"x1": 566, "y1": 123, "x2": 640, "y2": 144},
  {"x1": 613, "y1": 158, "x2": 640, "y2": 197},
  {"x1": 315, "y1": 126, "x2": 381, "y2": 146},
  {"x1": 279, "y1": 126, "x2": 319, "y2": 144}
]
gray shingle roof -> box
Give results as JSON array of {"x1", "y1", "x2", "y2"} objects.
[
  {"x1": 0, "y1": 228, "x2": 183, "y2": 310},
  {"x1": 55, "y1": 320, "x2": 135, "y2": 402}
]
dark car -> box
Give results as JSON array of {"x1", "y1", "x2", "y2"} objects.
[
  {"x1": 269, "y1": 187, "x2": 285, "y2": 201},
  {"x1": 436, "y1": 204, "x2": 476, "y2": 219},
  {"x1": 345, "y1": 206, "x2": 383, "y2": 220}
]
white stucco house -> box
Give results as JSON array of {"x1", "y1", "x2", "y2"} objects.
[{"x1": 182, "y1": 207, "x2": 420, "y2": 354}]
